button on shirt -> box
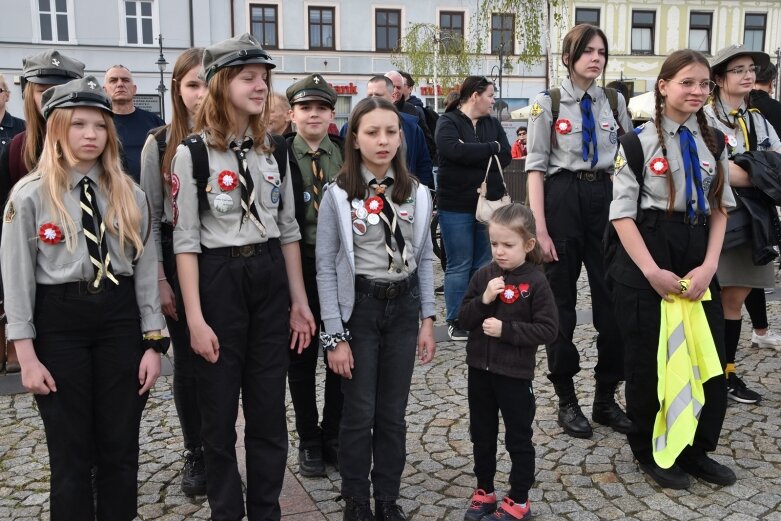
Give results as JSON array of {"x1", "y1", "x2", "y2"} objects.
[
  {"x1": 292, "y1": 134, "x2": 343, "y2": 248},
  {"x1": 353, "y1": 166, "x2": 417, "y2": 281},
  {"x1": 172, "y1": 131, "x2": 301, "y2": 253},
  {"x1": 525, "y1": 79, "x2": 633, "y2": 176},
  {"x1": 610, "y1": 115, "x2": 736, "y2": 221},
  {"x1": 0, "y1": 164, "x2": 165, "y2": 340}
]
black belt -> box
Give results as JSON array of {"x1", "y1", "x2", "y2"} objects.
[
  {"x1": 201, "y1": 239, "x2": 279, "y2": 258},
  {"x1": 642, "y1": 210, "x2": 708, "y2": 226},
  {"x1": 41, "y1": 276, "x2": 132, "y2": 296},
  {"x1": 560, "y1": 169, "x2": 607, "y2": 182},
  {"x1": 355, "y1": 273, "x2": 416, "y2": 300}
]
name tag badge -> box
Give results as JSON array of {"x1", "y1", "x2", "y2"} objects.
[{"x1": 214, "y1": 193, "x2": 234, "y2": 213}]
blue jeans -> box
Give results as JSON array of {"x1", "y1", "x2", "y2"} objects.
[{"x1": 439, "y1": 210, "x2": 492, "y2": 322}]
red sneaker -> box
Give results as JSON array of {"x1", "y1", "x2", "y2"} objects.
[
  {"x1": 489, "y1": 497, "x2": 530, "y2": 520},
  {"x1": 464, "y1": 489, "x2": 497, "y2": 521}
]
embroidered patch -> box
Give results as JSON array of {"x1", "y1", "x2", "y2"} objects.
[
  {"x1": 555, "y1": 119, "x2": 572, "y2": 135},
  {"x1": 171, "y1": 173, "x2": 180, "y2": 199},
  {"x1": 614, "y1": 154, "x2": 627, "y2": 173},
  {"x1": 649, "y1": 157, "x2": 669, "y2": 176},
  {"x1": 38, "y1": 223, "x2": 63, "y2": 245},
  {"x1": 530, "y1": 102, "x2": 543, "y2": 121},
  {"x1": 270, "y1": 186, "x2": 280, "y2": 204},
  {"x1": 518, "y1": 283, "x2": 530, "y2": 298},
  {"x1": 702, "y1": 175, "x2": 714, "y2": 191},
  {"x1": 4, "y1": 202, "x2": 15, "y2": 223}
]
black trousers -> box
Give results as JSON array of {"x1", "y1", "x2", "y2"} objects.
[
  {"x1": 162, "y1": 225, "x2": 201, "y2": 452},
  {"x1": 610, "y1": 213, "x2": 727, "y2": 465},
  {"x1": 340, "y1": 280, "x2": 420, "y2": 501},
  {"x1": 543, "y1": 173, "x2": 623, "y2": 384},
  {"x1": 196, "y1": 241, "x2": 290, "y2": 521},
  {"x1": 34, "y1": 278, "x2": 146, "y2": 521},
  {"x1": 287, "y1": 253, "x2": 343, "y2": 446},
  {"x1": 468, "y1": 367, "x2": 535, "y2": 501}
]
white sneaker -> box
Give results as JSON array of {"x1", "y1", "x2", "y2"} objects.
[{"x1": 751, "y1": 329, "x2": 781, "y2": 349}]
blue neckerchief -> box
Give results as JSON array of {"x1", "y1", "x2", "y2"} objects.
[
  {"x1": 678, "y1": 126, "x2": 707, "y2": 222},
  {"x1": 580, "y1": 94, "x2": 598, "y2": 167}
]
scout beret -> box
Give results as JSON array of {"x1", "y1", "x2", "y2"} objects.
[
  {"x1": 203, "y1": 33, "x2": 275, "y2": 83},
  {"x1": 21, "y1": 50, "x2": 85, "y2": 92},
  {"x1": 41, "y1": 76, "x2": 112, "y2": 120},
  {"x1": 286, "y1": 74, "x2": 337, "y2": 109},
  {"x1": 711, "y1": 44, "x2": 770, "y2": 76}
]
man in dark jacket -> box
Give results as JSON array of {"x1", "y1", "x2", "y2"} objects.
[
  {"x1": 387, "y1": 70, "x2": 438, "y2": 166},
  {"x1": 751, "y1": 63, "x2": 781, "y2": 135}
]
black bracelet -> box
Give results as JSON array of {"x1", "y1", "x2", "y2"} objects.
[
  {"x1": 142, "y1": 337, "x2": 171, "y2": 355},
  {"x1": 319, "y1": 328, "x2": 352, "y2": 351}
]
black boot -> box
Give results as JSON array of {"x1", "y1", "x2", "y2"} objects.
[
  {"x1": 181, "y1": 447, "x2": 207, "y2": 496},
  {"x1": 592, "y1": 381, "x2": 632, "y2": 434},
  {"x1": 553, "y1": 380, "x2": 592, "y2": 438},
  {"x1": 375, "y1": 500, "x2": 406, "y2": 521},
  {"x1": 344, "y1": 498, "x2": 375, "y2": 521}
]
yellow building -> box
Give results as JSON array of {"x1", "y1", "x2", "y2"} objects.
[{"x1": 551, "y1": 0, "x2": 781, "y2": 94}]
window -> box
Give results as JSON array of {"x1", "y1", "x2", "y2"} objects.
[
  {"x1": 689, "y1": 12, "x2": 712, "y2": 54},
  {"x1": 744, "y1": 13, "x2": 766, "y2": 52},
  {"x1": 39, "y1": 0, "x2": 69, "y2": 42},
  {"x1": 335, "y1": 96, "x2": 352, "y2": 130},
  {"x1": 440, "y1": 11, "x2": 464, "y2": 40},
  {"x1": 125, "y1": 1, "x2": 153, "y2": 45},
  {"x1": 575, "y1": 8, "x2": 600, "y2": 26},
  {"x1": 250, "y1": 4, "x2": 278, "y2": 49},
  {"x1": 375, "y1": 9, "x2": 401, "y2": 52},
  {"x1": 491, "y1": 13, "x2": 514, "y2": 54},
  {"x1": 309, "y1": 6, "x2": 335, "y2": 50},
  {"x1": 631, "y1": 10, "x2": 655, "y2": 55}
]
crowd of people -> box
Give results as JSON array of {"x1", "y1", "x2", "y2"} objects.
[{"x1": 0, "y1": 22, "x2": 778, "y2": 521}]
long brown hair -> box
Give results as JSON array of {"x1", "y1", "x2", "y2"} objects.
[
  {"x1": 160, "y1": 48, "x2": 205, "y2": 179},
  {"x1": 22, "y1": 82, "x2": 47, "y2": 171},
  {"x1": 655, "y1": 49, "x2": 725, "y2": 213},
  {"x1": 194, "y1": 65, "x2": 272, "y2": 152},
  {"x1": 489, "y1": 203, "x2": 543, "y2": 265},
  {"x1": 35, "y1": 107, "x2": 143, "y2": 256},
  {"x1": 336, "y1": 97, "x2": 413, "y2": 203},
  {"x1": 562, "y1": 24, "x2": 609, "y2": 76}
]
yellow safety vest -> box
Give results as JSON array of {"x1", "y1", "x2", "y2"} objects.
[{"x1": 652, "y1": 286, "x2": 723, "y2": 469}]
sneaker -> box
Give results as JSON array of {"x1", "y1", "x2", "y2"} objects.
[
  {"x1": 448, "y1": 321, "x2": 469, "y2": 341},
  {"x1": 677, "y1": 454, "x2": 737, "y2": 486},
  {"x1": 727, "y1": 373, "x2": 762, "y2": 404},
  {"x1": 488, "y1": 497, "x2": 530, "y2": 520},
  {"x1": 464, "y1": 489, "x2": 497, "y2": 521},
  {"x1": 638, "y1": 462, "x2": 691, "y2": 490},
  {"x1": 375, "y1": 500, "x2": 406, "y2": 521},
  {"x1": 298, "y1": 446, "x2": 326, "y2": 477},
  {"x1": 751, "y1": 329, "x2": 781, "y2": 350},
  {"x1": 435, "y1": 284, "x2": 445, "y2": 295},
  {"x1": 181, "y1": 448, "x2": 207, "y2": 496}
]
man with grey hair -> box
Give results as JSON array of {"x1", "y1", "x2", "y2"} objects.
[
  {"x1": 0, "y1": 73, "x2": 25, "y2": 157},
  {"x1": 386, "y1": 70, "x2": 437, "y2": 168},
  {"x1": 104, "y1": 65, "x2": 164, "y2": 182}
]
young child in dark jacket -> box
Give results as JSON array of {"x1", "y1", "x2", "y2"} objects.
[{"x1": 458, "y1": 203, "x2": 558, "y2": 521}]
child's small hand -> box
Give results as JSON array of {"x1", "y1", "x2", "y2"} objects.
[
  {"x1": 482, "y1": 317, "x2": 502, "y2": 338},
  {"x1": 327, "y1": 341, "x2": 354, "y2": 379},
  {"x1": 482, "y1": 276, "x2": 505, "y2": 305}
]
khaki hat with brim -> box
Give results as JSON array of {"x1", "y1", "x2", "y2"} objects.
[
  {"x1": 203, "y1": 33, "x2": 275, "y2": 83},
  {"x1": 22, "y1": 50, "x2": 85, "y2": 90},
  {"x1": 41, "y1": 76, "x2": 112, "y2": 120},
  {"x1": 286, "y1": 74, "x2": 337, "y2": 109},
  {"x1": 711, "y1": 44, "x2": 770, "y2": 76}
]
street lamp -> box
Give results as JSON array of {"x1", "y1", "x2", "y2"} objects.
[
  {"x1": 156, "y1": 33, "x2": 168, "y2": 120},
  {"x1": 490, "y1": 41, "x2": 513, "y2": 119}
]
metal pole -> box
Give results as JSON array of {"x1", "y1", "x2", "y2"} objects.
[
  {"x1": 156, "y1": 34, "x2": 168, "y2": 120},
  {"x1": 498, "y1": 42, "x2": 504, "y2": 117},
  {"x1": 776, "y1": 47, "x2": 781, "y2": 101},
  {"x1": 433, "y1": 30, "x2": 439, "y2": 113}
]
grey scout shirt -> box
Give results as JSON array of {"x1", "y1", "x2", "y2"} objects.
[
  {"x1": 140, "y1": 131, "x2": 173, "y2": 260},
  {"x1": 1, "y1": 164, "x2": 165, "y2": 340},
  {"x1": 352, "y1": 166, "x2": 417, "y2": 281},
  {"x1": 704, "y1": 102, "x2": 781, "y2": 157},
  {"x1": 171, "y1": 131, "x2": 301, "y2": 253},
  {"x1": 610, "y1": 114, "x2": 736, "y2": 222},
  {"x1": 525, "y1": 78, "x2": 633, "y2": 176}
]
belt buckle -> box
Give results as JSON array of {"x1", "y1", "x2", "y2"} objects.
[
  {"x1": 86, "y1": 279, "x2": 105, "y2": 295},
  {"x1": 238, "y1": 244, "x2": 255, "y2": 257},
  {"x1": 583, "y1": 171, "x2": 597, "y2": 182},
  {"x1": 385, "y1": 283, "x2": 400, "y2": 299}
]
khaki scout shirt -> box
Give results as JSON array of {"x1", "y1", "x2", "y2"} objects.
[
  {"x1": 1, "y1": 164, "x2": 165, "y2": 340},
  {"x1": 525, "y1": 78, "x2": 634, "y2": 176},
  {"x1": 291, "y1": 134, "x2": 343, "y2": 249},
  {"x1": 352, "y1": 166, "x2": 418, "y2": 282},
  {"x1": 610, "y1": 115, "x2": 736, "y2": 222},
  {"x1": 704, "y1": 101, "x2": 781, "y2": 156},
  {"x1": 171, "y1": 131, "x2": 301, "y2": 253}
]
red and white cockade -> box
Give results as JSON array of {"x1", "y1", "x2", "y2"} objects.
[
  {"x1": 217, "y1": 170, "x2": 239, "y2": 191},
  {"x1": 649, "y1": 157, "x2": 669, "y2": 176},
  {"x1": 39, "y1": 223, "x2": 63, "y2": 245},
  {"x1": 555, "y1": 119, "x2": 572, "y2": 135},
  {"x1": 499, "y1": 284, "x2": 520, "y2": 304},
  {"x1": 365, "y1": 196, "x2": 384, "y2": 214}
]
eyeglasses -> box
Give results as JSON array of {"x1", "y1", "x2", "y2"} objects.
[
  {"x1": 725, "y1": 65, "x2": 761, "y2": 77},
  {"x1": 667, "y1": 79, "x2": 716, "y2": 94}
]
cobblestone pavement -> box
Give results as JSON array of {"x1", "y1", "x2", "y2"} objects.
[{"x1": 1, "y1": 267, "x2": 781, "y2": 520}]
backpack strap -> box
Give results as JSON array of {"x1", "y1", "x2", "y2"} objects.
[
  {"x1": 182, "y1": 134, "x2": 210, "y2": 213},
  {"x1": 619, "y1": 130, "x2": 645, "y2": 185},
  {"x1": 149, "y1": 125, "x2": 168, "y2": 172},
  {"x1": 268, "y1": 133, "x2": 288, "y2": 182},
  {"x1": 604, "y1": 87, "x2": 626, "y2": 137},
  {"x1": 549, "y1": 87, "x2": 561, "y2": 148},
  {"x1": 712, "y1": 128, "x2": 726, "y2": 160}
]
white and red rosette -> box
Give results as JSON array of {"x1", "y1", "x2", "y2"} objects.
[
  {"x1": 365, "y1": 196, "x2": 384, "y2": 214},
  {"x1": 499, "y1": 284, "x2": 520, "y2": 304},
  {"x1": 649, "y1": 157, "x2": 669, "y2": 176},
  {"x1": 38, "y1": 223, "x2": 63, "y2": 245},
  {"x1": 217, "y1": 170, "x2": 239, "y2": 192},
  {"x1": 555, "y1": 118, "x2": 572, "y2": 134}
]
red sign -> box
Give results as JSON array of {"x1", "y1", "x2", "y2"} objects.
[
  {"x1": 420, "y1": 85, "x2": 444, "y2": 96},
  {"x1": 329, "y1": 82, "x2": 358, "y2": 95}
]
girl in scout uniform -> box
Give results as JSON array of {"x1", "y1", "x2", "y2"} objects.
[
  {"x1": 139, "y1": 47, "x2": 207, "y2": 496},
  {"x1": 171, "y1": 33, "x2": 315, "y2": 520},
  {"x1": 609, "y1": 50, "x2": 735, "y2": 490},
  {"x1": 704, "y1": 44, "x2": 781, "y2": 406},
  {"x1": 0, "y1": 50, "x2": 85, "y2": 374},
  {"x1": 525, "y1": 23, "x2": 634, "y2": 439},
  {"x1": 315, "y1": 96, "x2": 436, "y2": 521},
  {"x1": 1, "y1": 76, "x2": 166, "y2": 520}
]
